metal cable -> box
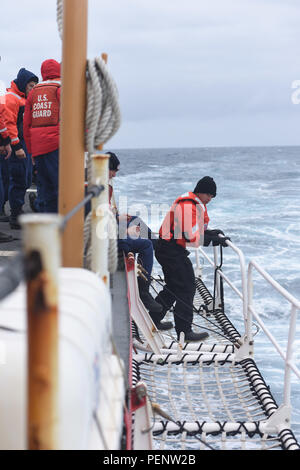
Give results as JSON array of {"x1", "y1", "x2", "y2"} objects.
[{"x1": 60, "y1": 185, "x2": 104, "y2": 232}]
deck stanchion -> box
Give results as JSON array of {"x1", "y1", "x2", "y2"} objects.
[
  {"x1": 247, "y1": 263, "x2": 254, "y2": 348},
  {"x1": 59, "y1": 0, "x2": 88, "y2": 268},
  {"x1": 213, "y1": 246, "x2": 221, "y2": 307},
  {"x1": 194, "y1": 248, "x2": 203, "y2": 278},
  {"x1": 20, "y1": 214, "x2": 62, "y2": 450},
  {"x1": 283, "y1": 305, "x2": 298, "y2": 409},
  {"x1": 91, "y1": 153, "x2": 110, "y2": 284}
]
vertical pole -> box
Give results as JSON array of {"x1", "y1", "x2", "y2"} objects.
[
  {"x1": 194, "y1": 248, "x2": 202, "y2": 278},
  {"x1": 284, "y1": 305, "x2": 298, "y2": 408},
  {"x1": 91, "y1": 153, "x2": 110, "y2": 285},
  {"x1": 20, "y1": 214, "x2": 62, "y2": 450},
  {"x1": 247, "y1": 263, "x2": 254, "y2": 346},
  {"x1": 213, "y1": 246, "x2": 221, "y2": 307},
  {"x1": 59, "y1": 0, "x2": 88, "y2": 267}
]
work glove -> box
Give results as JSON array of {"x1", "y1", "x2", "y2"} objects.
[{"x1": 204, "y1": 229, "x2": 231, "y2": 247}]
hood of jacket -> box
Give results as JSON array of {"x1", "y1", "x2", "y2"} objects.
[
  {"x1": 7, "y1": 80, "x2": 25, "y2": 98},
  {"x1": 41, "y1": 59, "x2": 61, "y2": 81},
  {"x1": 13, "y1": 68, "x2": 39, "y2": 94}
]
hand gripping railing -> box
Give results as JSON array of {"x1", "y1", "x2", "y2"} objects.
[{"x1": 247, "y1": 260, "x2": 300, "y2": 411}]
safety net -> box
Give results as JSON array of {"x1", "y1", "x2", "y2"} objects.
[{"x1": 131, "y1": 276, "x2": 300, "y2": 450}]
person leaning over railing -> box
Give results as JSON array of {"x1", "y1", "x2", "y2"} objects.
[
  {"x1": 154, "y1": 176, "x2": 230, "y2": 343},
  {"x1": 107, "y1": 151, "x2": 172, "y2": 331}
]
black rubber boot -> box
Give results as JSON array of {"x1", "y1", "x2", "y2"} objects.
[
  {"x1": 0, "y1": 231, "x2": 14, "y2": 243},
  {"x1": 9, "y1": 209, "x2": 23, "y2": 230},
  {"x1": 0, "y1": 207, "x2": 9, "y2": 222},
  {"x1": 177, "y1": 330, "x2": 209, "y2": 343},
  {"x1": 0, "y1": 213, "x2": 9, "y2": 222},
  {"x1": 149, "y1": 310, "x2": 173, "y2": 331},
  {"x1": 29, "y1": 192, "x2": 38, "y2": 213},
  {"x1": 9, "y1": 215, "x2": 21, "y2": 230},
  {"x1": 138, "y1": 277, "x2": 163, "y2": 313}
]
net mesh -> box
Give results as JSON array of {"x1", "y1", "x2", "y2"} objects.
[
  {"x1": 131, "y1": 275, "x2": 300, "y2": 450},
  {"x1": 152, "y1": 429, "x2": 286, "y2": 451}
]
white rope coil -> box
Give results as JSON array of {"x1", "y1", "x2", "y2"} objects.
[
  {"x1": 56, "y1": 0, "x2": 121, "y2": 152},
  {"x1": 56, "y1": 0, "x2": 63, "y2": 40},
  {"x1": 86, "y1": 57, "x2": 121, "y2": 154}
]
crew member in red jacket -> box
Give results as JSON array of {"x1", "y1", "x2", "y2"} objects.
[
  {"x1": 3, "y1": 68, "x2": 38, "y2": 228},
  {"x1": 154, "y1": 176, "x2": 218, "y2": 342},
  {"x1": 24, "y1": 59, "x2": 61, "y2": 213}
]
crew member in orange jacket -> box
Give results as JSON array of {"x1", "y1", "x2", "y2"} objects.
[
  {"x1": 24, "y1": 59, "x2": 61, "y2": 213},
  {"x1": 154, "y1": 176, "x2": 218, "y2": 342},
  {"x1": 0, "y1": 107, "x2": 12, "y2": 156},
  {"x1": 3, "y1": 68, "x2": 38, "y2": 228},
  {"x1": 0, "y1": 107, "x2": 13, "y2": 241},
  {"x1": 0, "y1": 106, "x2": 11, "y2": 222}
]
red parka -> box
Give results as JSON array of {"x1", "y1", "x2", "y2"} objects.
[{"x1": 24, "y1": 59, "x2": 61, "y2": 157}]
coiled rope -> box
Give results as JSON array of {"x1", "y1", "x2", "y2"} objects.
[
  {"x1": 85, "y1": 57, "x2": 121, "y2": 153},
  {"x1": 57, "y1": 0, "x2": 120, "y2": 273},
  {"x1": 56, "y1": 0, "x2": 63, "y2": 40},
  {"x1": 56, "y1": 0, "x2": 121, "y2": 150}
]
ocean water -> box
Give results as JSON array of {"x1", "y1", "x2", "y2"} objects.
[{"x1": 112, "y1": 146, "x2": 300, "y2": 442}]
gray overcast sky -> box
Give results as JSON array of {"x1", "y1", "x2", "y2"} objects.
[{"x1": 1, "y1": 0, "x2": 300, "y2": 149}]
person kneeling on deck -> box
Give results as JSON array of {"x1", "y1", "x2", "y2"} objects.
[
  {"x1": 118, "y1": 223, "x2": 172, "y2": 330},
  {"x1": 107, "y1": 152, "x2": 171, "y2": 331},
  {"x1": 155, "y1": 176, "x2": 228, "y2": 342}
]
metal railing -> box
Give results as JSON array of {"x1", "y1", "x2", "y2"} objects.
[
  {"x1": 60, "y1": 183, "x2": 104, "y2": 231},
  {"x1": 195, "y1": 238, "x2": 248, "y2": 328},
  {"x1": 193, "y1": 235, "x2": 300, "y2": 417},
  {"x1": 247, "y1": 260, "x2": 300, "y2": 409}
]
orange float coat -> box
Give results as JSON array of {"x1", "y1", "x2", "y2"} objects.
[
  {"x1": 2, "y1": 82, "x2": 26, "y2": 151},
  {"x1": 0, "y1": 105, "x2": 10, "y2": 145},
  {"x1": 159, "y1": 192, "x2": 206, "y2": 249}
]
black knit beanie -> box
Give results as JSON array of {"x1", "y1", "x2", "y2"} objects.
[
  {"x1": 106, "y1": 152, "x2": 120, "y2": 171},
  {"x1": 193, "y1": 176, "x2": 217, "y2": 197}
]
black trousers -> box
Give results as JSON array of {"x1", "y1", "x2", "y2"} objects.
[{"x1": 155, "y1": 239, "x2": 196, "y2": 335}]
